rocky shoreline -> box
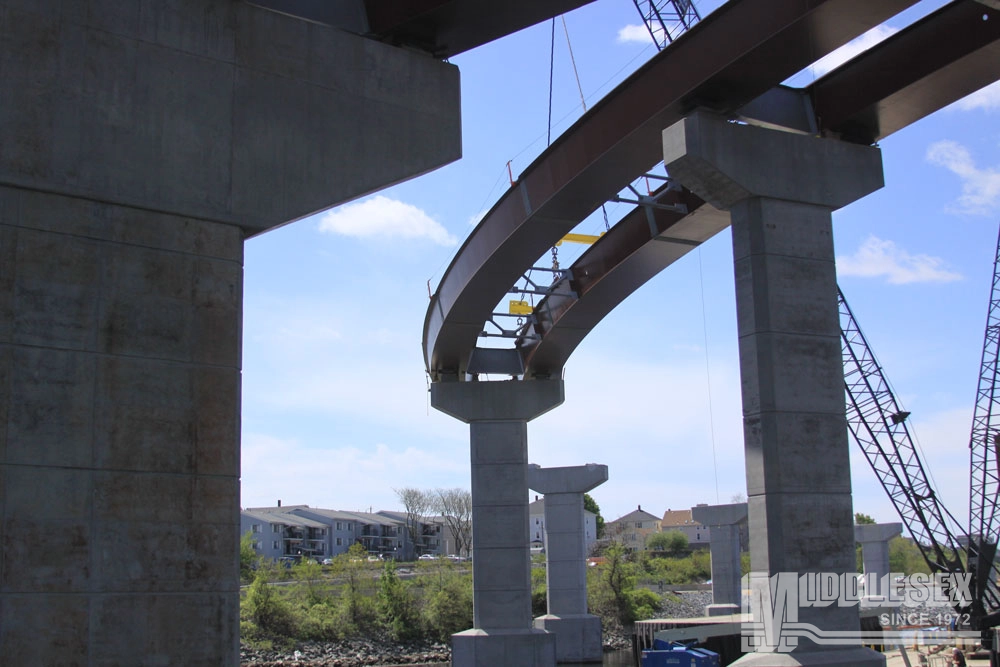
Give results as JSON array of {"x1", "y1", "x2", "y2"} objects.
[
  {"x1": 240, "y1": 637, "x2": 451, "y2": 666},
  {"x1": 240, "y1": 629, "x2": 634, "y2": 666}
]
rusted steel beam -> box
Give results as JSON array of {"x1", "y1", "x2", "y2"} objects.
[
  {"x1": 424, "y1": 0, "x2": 919, "y2": 380},
  {"x1": 810, "y1": 0, "x2": 1000, "y2": 144}
]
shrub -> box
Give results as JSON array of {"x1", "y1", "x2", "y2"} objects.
[
  {"x1": 531, "y1": 564, "x2": 548, "y2": 617},
  {"x1": 424, "y1": 575, "x2": 473, "y2": 641},
  {"x1": 377, "y1": 560, "x2": 421, "y2": 641},
  {"x1": 245, "y1": 570, "x2": 296, "y2": 637}
]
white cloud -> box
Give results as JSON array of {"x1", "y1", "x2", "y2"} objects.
[
  {"x1": 926, "y1": 140, "x2": 1000, "y2": 215},
  {"x1": 809, "y1": 25, "x2": 898, "y2": 77},
  {"x1": 467, "y1": 209, "x2": 488, "y2": 227},
  {"x1": 955, "y1": 81, "x2": 1000, "y2": 112},
  {"x1": 317, "y1": 195, "x2": 457, "y2": 246},
  {"x1": 617, "y1": 24, "x2": 653, "y2": 45},
  {"x1": 837, "y1": 236, "x2": 962, "y2": 285},
  {"x1": 241, "y1": 433, "x2": 468, "y2": 511}
]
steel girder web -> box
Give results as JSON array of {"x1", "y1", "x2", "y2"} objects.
[
  {"x1": 839, "y1": 289, "x2": 973, "y2": 600},
  {"x1": 969, "y1": 224, "x2": 1000, "y2": 623}
]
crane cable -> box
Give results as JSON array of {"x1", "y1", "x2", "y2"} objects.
[{"x1": 699, "y1": 250, "x2": 722, "y2": 504}]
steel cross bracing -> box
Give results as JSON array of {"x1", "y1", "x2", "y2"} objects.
[
  {"x1": 840, "y1": 288, "x2": 1000, "y2": 620},
  {"x1": 631, "y1": 0, "x2": 701, "y2": 51},
  {"x1": 471, "y1": 3, "x2": 706, "y2": 377},
  {"x1": 969, "y1": 224, "x2": 1000, "y2": 612}
]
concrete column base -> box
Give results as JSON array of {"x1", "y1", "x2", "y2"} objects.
[
  {"x1": 533, "y1": 614, "x2": 603, "y2": 663},
  {"x1": 707, "y1": 603, "x2": 741, "y2": 617},
  {"x1": 730, "y1": 646, "x2": 885, "y2": 666},
  {"x1": 452, "y1": 627, "x2": 556, "y2": 667}
]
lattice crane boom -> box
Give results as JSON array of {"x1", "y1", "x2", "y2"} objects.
[
  {"x1": 840, "y1": 284, "x2": 1000, "y2": 631},
  {"x1": 840, "y1": 288, "x2": 968, "y2": 579},
  {"x1": 970, "y1": 224, "x2": 1000, "y2": 612},
  {"x1": 631, "y1": 0, "x2": 701, "y2": 51}
]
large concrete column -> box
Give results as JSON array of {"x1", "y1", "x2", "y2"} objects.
[
  {"x1": 0, "y1": 2, "x2": 460, "y2": 664},
  {"x1": 692, "y1": 502, "x2": 747, "y2": 617},
  {"x1": 855, "y1": 523, "x2": 902, "y2": 602},
  {"x1": 664, "y1": 110, "x2": 885, "y2": 667},
  {"x1": 528, "y1": 463, "x2": 608, "y2": 663},
  {"x1": 431, "y1": 380, "x2": 564, "y2": 667}
]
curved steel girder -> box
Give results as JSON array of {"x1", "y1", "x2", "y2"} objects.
[
  {"x1": 810, "y1": 0, "x2": 1000, "y2": 144},
  {"x1": 423, "y1": 0, "x2": 919, "y2": 381},
  {"x1": 516, "y1": 0, "x2": 1000, "y2": 380},
  {"x1": 518, "y1": 187, "x2": 729, "y2": 378}
]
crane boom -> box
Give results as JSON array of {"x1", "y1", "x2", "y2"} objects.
[
  {"x1": 630, "y1": 0, "x2": 701, "y2": 51},
  {"x1": 840, "y1": 283, "x2": 1000, "y2": 654},
  {"x1": 839, "y1": 288, "x2": 968, "y2": 578},
  {"x1": 970, "y1": 224, "x2": 1000, "y2": 615}
]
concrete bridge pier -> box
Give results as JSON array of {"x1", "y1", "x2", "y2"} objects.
[
  {"x1": 692, "y1": 502, "x2": 747, "y2": 617},
  {"x1": 664, "y1": 110, "x2": 886, "y2": 667},
  {"x1": 0, "y1": 2, "x2": 460, "y2": 664},
  {"x1": 855, "y1": 523, "x2": 903, "y2": 603},
  {"x1": 528, "y1": 463, "x2": 609, "y2": 663},
  {"x1": 431, "y1": 380, "x2": 564, "y2": 667}
]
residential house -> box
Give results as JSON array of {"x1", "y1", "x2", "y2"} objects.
[
  {"x1": 528, "y1": 496, "x2": 599, "y2": 554},
  {"x1": 661, "y1": 507, "x2": 711, "y2": 549},
  {"x1": 605, "y1": 505, "x2": 662, "y2": 551}
]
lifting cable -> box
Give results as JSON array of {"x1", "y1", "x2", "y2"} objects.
[
  {"x1": 698, "y1": 250, "x2": 722, "y2": 504},
  {"x1": 546, "y1": 15, "x2": 610, "y2": 269}
]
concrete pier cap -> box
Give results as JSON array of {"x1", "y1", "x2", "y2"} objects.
[
  {"x1": 430, "y1": 379, "x2": 565, "y2": 423},
  {"x1": 692, "y1": 502, "x2": 748, "y2": 527},
  {"x1": 663, "y1": 109, "x2": 884, "y2": 211},
  {"x1": 854, "y1": 523, "x2": 903, "y2": 544},
  {"x1": 527, "y1": 464, "x2": 608, "y2": 494}
]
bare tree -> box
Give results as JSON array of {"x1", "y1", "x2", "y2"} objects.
[
  {"x1": 434, "y1": 488, "x2": 472, "y2": 557},
  {"x1": 395, "y1": 487, "x2": 432, "y2": 560}
]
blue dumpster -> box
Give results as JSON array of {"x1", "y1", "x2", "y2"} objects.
[{"x1": 641, "y1": 640, "x2": 720, "y2": 667}]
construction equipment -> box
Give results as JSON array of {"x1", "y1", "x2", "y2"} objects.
[{"x1": 839, "y1": 225, "x2": 1000, "y2": 664}]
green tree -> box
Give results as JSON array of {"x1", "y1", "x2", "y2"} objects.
[
  {"x1": 330, "y1": 543, "x2": 378, "y2": 632},
  {"x1": 584, "y1": 493, "x2": 605, "y2": 539},
  {"x1": 292, "y1": 556, "x2": 325, "y2": 606},
  {"x1": 240, "y1": 530, "x2": 259, "y2": 583},
  {"x1": 889, "y1": 536, "x2": 931, "y2": 574},
  {"x1": 855, "y1": 512, "x2": 876, "y2": 525},
  {"x1": 377, "y1": 559, "x2": 420, "y2": 640},
  {"x1": 646, "y1": 530, "x2": 688, "y2": 555},
  {"x1": 590, "y1": 541, "x2": 643, "y2": 626},
  {"x1": 424, "y1": 571, "x2": 473, "y2": 640},
  {"x1": 245, "y1": 566, "x2": 295, "y2": 636}
]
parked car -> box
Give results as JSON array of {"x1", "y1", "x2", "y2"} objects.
[
  {"x1": 321, "y1": 558, "x2": 334, "y2": 565},
  {"x1": 418, "y1": 554, "x2": 437, "y2": 560}
]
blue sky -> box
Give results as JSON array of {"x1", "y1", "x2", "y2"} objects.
[{"x1": 241, "y1": 0, "x2": 1000, "y2": 533}]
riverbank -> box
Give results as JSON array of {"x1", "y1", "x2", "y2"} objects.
[{"x1": 241, "y1": 627, "x2": 634, "y2": 666}]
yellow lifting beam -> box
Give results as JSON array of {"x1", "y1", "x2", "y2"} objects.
[
  {"x1": 509, "y1": 300, "x2": 533, "y2": 315},
  {"x1": 555, "y1": 232, "x2": 604, "y2": 246}
]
